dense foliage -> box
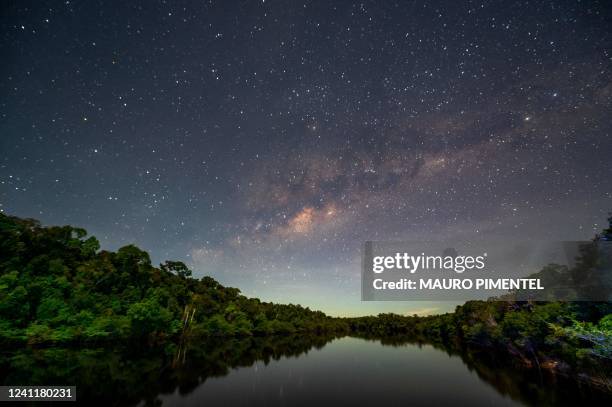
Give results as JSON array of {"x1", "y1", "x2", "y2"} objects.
[
  {"x1": 350, "y1": 302, "x2": 611, "y2": 376},
  {"x1": 1, "y1": 212, "x2": 610, "y2": 386},
  {"x1": 348, "y1": 220, "x2": 612, "y2": 387},
  {"x1": 0, "y1": 214, "x2": 346, "y2": 344}
]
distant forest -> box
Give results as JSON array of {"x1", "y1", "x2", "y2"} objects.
[{"x1": 0, "y1": 213, "x2": 610, "y2": 387}]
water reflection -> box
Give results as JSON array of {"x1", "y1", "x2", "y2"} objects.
[{"x1": 1, "y1": 334, "x2": 610, "y2": 406}]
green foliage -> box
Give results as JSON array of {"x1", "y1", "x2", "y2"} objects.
[
  {"x1": 0, "y1": 213, "x2": 346, "y2": 344},
  {"x1": 127, "y1": 298, "x2": 173, "y2": 337},
  {"x1": 347, "y1": 219, "x2": 612, "y2": 375},
  {"x1": 350, "y1": 300, "x2": 612, "y2": 376},
  {"x1": 563, "y1": 314, "x2": 612, "y2": 359},
  {"x1": 160, "y1": 261, "x2": 192, "y2": 278},
  {"x1": 1, "y1": 211, "x2": 610, "y2": 381}
]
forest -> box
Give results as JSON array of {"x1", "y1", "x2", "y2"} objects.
[
  {"x1": 0, "y1": 212, "x2": 611, "y2": 387},
  {"x1": 0, "y1": 213, "x2": 347, "y2": 344}
]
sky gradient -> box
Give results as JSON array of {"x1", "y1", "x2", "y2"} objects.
[{"x1": 1, "y1": 1, "x2": 611, "y2": 316}]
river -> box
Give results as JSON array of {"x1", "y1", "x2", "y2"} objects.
[{"x1": 1, "y1": 335, "x2": 610, "y2": 406}]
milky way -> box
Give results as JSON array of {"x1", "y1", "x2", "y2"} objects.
[{"x1": 1, "y1": 1, "x2": 611, "y2": 315}]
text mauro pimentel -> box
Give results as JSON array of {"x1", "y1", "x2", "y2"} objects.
[{"x1": 371, "y1": 252, "x2": 544, "y2": 291}]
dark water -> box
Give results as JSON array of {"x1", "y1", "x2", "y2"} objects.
[{"x1": 1, "y1": 335, "x2": 610, "y2": 406}]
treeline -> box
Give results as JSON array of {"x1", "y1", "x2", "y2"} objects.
[
  {"x1": 350, "y1": 302, "x2": 611, "y2": 374},
  {"x1": 0, "y1": 214, "x2": 347, "y2": 344},
  {"x1": 1, "y1": 212, "x2": 611, "y2": 386},
  {"x1": 347, "y1": 220, "x2": 612, "y2": 386}
]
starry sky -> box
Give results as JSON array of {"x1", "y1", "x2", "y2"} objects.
[{"x1": 1, "y1": 1, "x2": 611, "y2": 316}]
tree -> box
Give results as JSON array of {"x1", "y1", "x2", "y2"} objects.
[{"x1": 160, "y1": 261, "x2": 192, "y2": 278}]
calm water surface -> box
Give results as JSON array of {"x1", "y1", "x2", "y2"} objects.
[
  {"x1": 160, "y1": 337, "x2": 612, "y2": 406},
  {"x1": 2, "y1": 335, "x2": 610, "y2": 406},
  {"x1": 159, "y1": 337, "x2": 521, "y2": 406}
]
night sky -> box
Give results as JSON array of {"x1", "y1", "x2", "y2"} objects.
[{"x1": 2, "y1": 1, "x2": 611, "y2": 316}]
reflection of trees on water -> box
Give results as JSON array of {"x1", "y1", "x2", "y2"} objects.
[
  {"x1": 1, "y1": 334, "x2": 609, "y2": 406},
  {"x1": 0, "y1": 334, "x2": 340, "y2": 406},
  {"x1": 353, "y1": 332, "x2": 611, "y2": 406}
]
